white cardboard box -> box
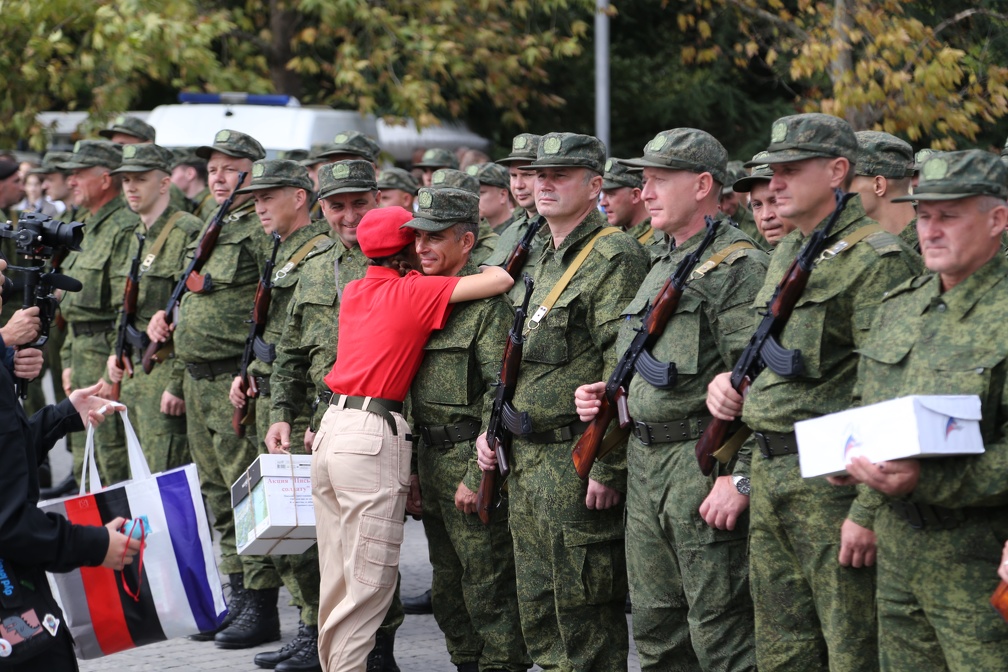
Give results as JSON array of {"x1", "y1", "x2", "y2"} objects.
[
  {"x1": 796, "y1": 395, "x2": 985, "y2": 478},
  {"x1": 231, "y1": 455, "x2": 317, "y2": 555}
]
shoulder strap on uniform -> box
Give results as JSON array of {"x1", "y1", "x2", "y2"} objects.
[
  {"x1": 690, "y1": 240, "x2": 756, "y2": 280},
  {"x1": 140, "y1": 211, "x2": 186, "y2": 273},
  {"x1": 815, "y1": 223, "x2": 882, "y2": 264},
  {"x1": 637, "y1": 228, "x2": 654, "y2": 244},
  {"x1": 525, "y1": 226, "x2": 620, "y2": 332},
  {"x1": 275, "y1": 234, "x2": 331, "y2": 281}
]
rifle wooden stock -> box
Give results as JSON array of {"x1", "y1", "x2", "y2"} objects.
[
  {"x1": 695, "y1": 376, "x2": 751, "y2": 476},
  {"x1": 992, "y1": 580, "x2": 1008, "y2": 622},
  {"x1": 572, "y1": 392, "x2": 620, "y2": 479},
  {"x1": 502, "y1": 218, "x2": 543, "y2": 280},
  {"x1": 477, "y1": 433, "x2": 511, "y2": 525}
]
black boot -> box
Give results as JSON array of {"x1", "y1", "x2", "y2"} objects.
[
  {"x1": 275, "y1": 624, "x2": 321, "y2": 672},
  {"x1": 189, "y1": 573, "x2": 245, "y2": 642},
  {"x1": 214, "y1": 587, "x2": 281, "y2": 649},
  {"x1": 402, "y1": 588, "x2": 432, "y2": 615},
  {"x1": 366, "y1": 630, "x2": 399, "y2": 672},
  {"x1": 456, "y1": 664, "x2": 479, "y2": 672},
  {"x1": 39, "y1": 473, "x2": 77, "y2": 500},
  {"x1": 255, "y1": 620, "x2": 312, "y2": 669}
]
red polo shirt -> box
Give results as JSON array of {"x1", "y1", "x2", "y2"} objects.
[{"x1": 324, "y1": 266, "x2": 460, "y2": 402}]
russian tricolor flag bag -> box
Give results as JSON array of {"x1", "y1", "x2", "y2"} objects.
[{"x1": 40, "y1": 409, "x2": 227, "y2": 659}]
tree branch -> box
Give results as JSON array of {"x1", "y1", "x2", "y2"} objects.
[{"x1": 725, "y1": 0, "x2": 810, "y2": 42}]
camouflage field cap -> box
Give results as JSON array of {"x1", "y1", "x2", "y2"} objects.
[
  {"x1": 279, "y1": 149, "x2": 310, "y2": 162},
  {"x1": 195, "y1": 129, "x2": 266, "y2": 161},
  {"x1": 497, "y1": 133, "x2": 542, "y2": 165},
  {"x1": 319, "y1": 131, "x2": 381, "y2": 164},
  {"x1": 732, "y1": 152, "x2": 773, "y2": 193},
  {"x1": 855, "y1": 131, "x2": 914, "y2": 179},
  {"x1": 466, "y1": 162, "x2": 510, "y2": 190},
  {"x1": 749, "y1": 113, "x2": 857, "y2": 167},
  {"x1": 376, "y1": 167, "x2": 419, "y2": 195},
  {"x1": 98, "y1": 115, "x2": 156, "y2": 142},
  {"x1": 414, "y1": 147, "x2": 460, "y2": 170},
  {"x1": 602, "y1": 158, "x2": 642, "y2": 190},
  {"x1": 622, "y1": 128, "x2": 728, "y2": 185},
  {"x1": 721, "y1": 160, "x2": 746, "y2": 195},
  {"x1": 58, "y1": 140, "x2": 124, "y2": 170},
  {"x1": 169, "y1": 147, "x2": 204, "y2": 169},
  {"x1": 111, "y1": 143, "x2": 175, "y2": 174},
  {"x1": 893, "y1": 150, "x2": 1008, "y2": 202},
  {"x1": 317, "y1": 160, "x2": 377, "y2": 199},
  {"x1": 402, "y1": 187, "x2": 479, "y2": 232},
  {"x1": 431, "y1": 168, "x2": 479, "y2": 195},
  {"x1": 525, "y1": 132, "x2": 606, "y2": 174},
  {"x1": 235, "y1": 159, "x2": 314, "y2": 194},
  {"x1": 913, "y1": 147, "x2": 936, "y2": 172},
  {"x1": 29, "y1": 151, "x2": 73, "y2": 175}
]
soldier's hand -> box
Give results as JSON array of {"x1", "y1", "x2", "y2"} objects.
[
  {"x1": 838, "y1": 518, "x2": 876, "y2": 568},
  {"x1": 699, "y1": 475, "x2": 749, "y2": 531},
  {"x1": 999, "y1": 541, "x2": 1008, "y2": 583},
  {"x1": 61, "y1": 367, "x2": 73, "y2": 396},
  {"x1": 406, "y1": 474, "x2": 423, "y2": 517},
  {"x1": 586, "y1": 479, "x2": 621, "y2": 510},
  {"x1": 0, "y1": 306, "x2": 41, "y2": 346},
  {"x1": 706, "y1": 371, "x2": 743, "y2": 421},
  {"x1": 13, "y1": 348, "x2": 43, "y2": 380},
  {"x1": 228, "y1": 376, "x2": 246, "y2": 409},
  {"x1": 845, "y1": 455, "x2": 920, "y2": 497},
  {"x1": 304, "y1": 427, "x2": 316, "y2": 453},
  {"x1": 574, "y1": 381, "x2": 606, "y2": 422},
  {"x1": 266, "y1": 422, "x2": 292, "y2": 455},
  {"x1": 107, "y1": 354, "x2": 125, "y2": 383},
  {"x1": 161, "y1": 391, "x2": 185, "y2": 416},
  {"x1": 146, "y1": 310, "x2": 172, "y2": 343},
  {"x1": 476, "y1": 432, "x2": 497, "y2": 471},
  {"x1": 454, "y1": 482, "x2": 478, "y2": 515}
]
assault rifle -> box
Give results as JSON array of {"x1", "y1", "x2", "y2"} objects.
[
  {"x1": 233, "y1": 231, "x2": 282, "y2": 437},
  {"x1": 502, "y1": 216, "x2": 543, "y2": 280},
  {"x1": 476, "y1": 274, "x2": 534, "y2": 525},
  {"x1": 141, "y1": 172, "x2": 247, "y2": 373},
  {"x1": 695, "y1": 189, "x2": 856, "y2": 475},
  {"x1": 111, "y1": 233, "x2": 146, "y2": 401},
  {"x1": 571, "y1": 216, "x2": 721, "y2": 479}
]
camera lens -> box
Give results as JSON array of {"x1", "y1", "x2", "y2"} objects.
[{"x1": 44, "y1": 219, "x2": 85, "y2": 251}]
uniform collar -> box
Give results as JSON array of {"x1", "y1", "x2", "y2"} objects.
[
  {"x1": 540, "y1": 208, "x2": 607, "y2": 264},
  {"x1": 925, "y1": 252, "x2": 1008, "y2": 320}
]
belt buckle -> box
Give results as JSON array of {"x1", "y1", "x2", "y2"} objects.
[
  {"x1": 755, "y1": 432, "x2": 772, "y2": 458},
  {"x1": 633, "y1": 421, "x2": 652, "y2": 446}
]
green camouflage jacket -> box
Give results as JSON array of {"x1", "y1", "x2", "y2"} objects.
[{"x1": 483, "y1": 211, "x2": 549, "y2": 304}]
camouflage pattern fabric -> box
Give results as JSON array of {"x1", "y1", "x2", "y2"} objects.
[
  {"x1": 899, "y1": 218, "x2": 920, "y2": 253},
  {"x1": 482, "y1": 212, "x2": 549, "y2": 305},
  {"x1": 410, "y1": 258, "x2": 529, "y2": 670},
  {"x1": 740, "y1": 195, "x2": 923, "y2": 671},
  {"x1": 618, "y1": 222, "x2": 767, "y2": 671},
  {"x1": 856, "y1": 253, "x2": 1008, "y2": 671},
  {"x1": 191, "y1": 188, "x2": 217, "y2": 221},
  {"x1": 472, "y1": 220, "x2": 498, "y2": 264},
  {"x1": 508, "y1": 209, "x2": 648, "y2": 669},
  {"x1": 733, "y1": 207, "x2": 766, "y2": 251}
]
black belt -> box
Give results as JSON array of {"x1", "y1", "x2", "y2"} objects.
[
  {"x1": 889, "y1": 501, "x2": 961, "y2": 531},
  {"x1": 252, "y1": 375, "x2": 271, "y2": 397},
  {"x1": 755, "y1": 431, "x2": 798, "y2": 458},
  {"x1": 185, "y1": 357, "x2": 240, "y2": 381},
  {"x1": 633, "y1": 415, "x2": 712, "y2": 446},
  {"x1": 330, "y1": 394, "x2": 405, "y2": 436},
  {"x1": 417, "y1": 419, "x2": 481, "y2": 448},
  {"x1": 71, "y1": 320, "x2": 115, "y2": 337},
  {"x1": 518, "y1": 420, "x2": 589, "y2": 445}
]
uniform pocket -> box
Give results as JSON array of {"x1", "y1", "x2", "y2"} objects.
[
  {"x1": 556, "y1": 517, "x2": 627, "y2": 607},
  {"x1": 523, "y1": 306, "x2": 570, "y2": 365},
  {"x1": 354, "y1": 514, "x2": 404, "y2": 588}
]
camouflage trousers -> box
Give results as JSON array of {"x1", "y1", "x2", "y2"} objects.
[
  {"x1": 183, "y1": 372, "x2": 280, "y2": 589},
  {"x1": 875, "y1": 505, "x2": 1008, "y2": 672},
  {"x1": 508, "y1": 437, "x2": 628, "y2": 671},
  {"x1": 626, "y1": 436, "x2": 755, "y2": 672},
  {"x1": 67, "y1": 330, "x2": 127, "y2": 484},
  {"x1": 750, "y1": 454, "x2": 877, "y2": 672},
  {"x1": 417, "y1": 438, "x2": 529, "y2": 671},
  {"x1": 120, "y1": 363, "x2": 189, "y2": 473}
]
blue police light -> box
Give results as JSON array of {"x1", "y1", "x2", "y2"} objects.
[{"x1": 177, "y1": 92, "x2": 300, "y2": 107}]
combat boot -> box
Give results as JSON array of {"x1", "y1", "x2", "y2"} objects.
[
  {"x1": 189, "y1": 572, "x2": 245, "y2": 642},
  {"x1": 456, "y1": 664, "x2": 479, "y2": 672},
  {"x1": 402, "y1": 588, "x2": 433, "y2": 614},
  {"x1": 215, "y1": 586, "x2": 281, "y2": 649},
  {"x1": 275, "y1": 624, "x2": 321, "y2": 672},
  {"x1": 366, "y1": 630, "x2": 399, "y2": 672},
  {"x1": 254, "y1": 620, "x2": 311, "y2": 669}
]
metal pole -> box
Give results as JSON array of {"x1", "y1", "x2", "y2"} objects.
[{"x1": 595, "y1": 0, "x2": 610, "y2": 150}]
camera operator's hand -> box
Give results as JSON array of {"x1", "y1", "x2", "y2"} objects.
[
  {"x1": 69, "y1": 381, "x2": 125, "y2": 427},
  {"x1": 13, "y1": 348, "x2": 43, "y2": 380},
  {"x1": 146, "y1": 310, "x2": 172, "y2": 343},
  {"x1": 0, "y1": 306, "x2": 41, "y2": 346},
  {"x1": 103, "y1": 517, "x2": 143, "y2": 571}
]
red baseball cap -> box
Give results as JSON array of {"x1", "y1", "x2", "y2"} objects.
[{"x1": 356, "y1": 206, "x2": 416, "y2": 259}]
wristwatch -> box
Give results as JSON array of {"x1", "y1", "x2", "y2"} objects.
[{"x1": 732, "y1": 474, "x2": 751, "y2": 496}]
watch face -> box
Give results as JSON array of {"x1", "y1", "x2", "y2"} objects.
[{"x1": 733, "y1": 475, "x2": 751, "y2": 496}]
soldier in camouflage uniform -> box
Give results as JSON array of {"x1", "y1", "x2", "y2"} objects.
[
  {"x1": 466, "y1": 162, "x2": 517, "y2": 233},
  {"x1": 842, "y1": 150, "x2": 1008, "y2": 672},
  {"x1": 264, "y1": 160, "x2": 404, "y2": 671},
  {"x1": 577, "y1": 129, "x2": 765, "y2": 671},
  {"x1": 404, "y1": 188, "x2": 529, "y2": 672},
  {"x1": 599, "y1": 158, "x2": 659, "y2": 254},
  {"x1": 476, "y1": 132, "x2": 649, "y2": 670},
  {"x1": 428, "y1": 169, "x2": 498, "y2": 264},
  {"x1": 376, "y1": 167, "x2": 419, "y2": 210},
  {"x1": 851, "y1": 131, "x2": 919, "y2": 252},
  {"x1": 105, "y1": 144, "x2": 201, "y2": 473},
  {"x1": 223, "y1": 159, "x2": 331, "y2": 672},
  {"x1": 706, "y1": 114, "x2": 923, "y2": 671},
  {"x1": 171, "y1": 149, "x2": 216, "y2": 220},
  {"x1": 415, "y1": 148, "x2": 460, "y2": 187},
  {"x1": 58, "y1": 140, "x2": 134, "y2": 485},
  {"x1": 483, "y1": 134, "x2": 548, "y2": 305},
  {"x1": 732, "y1": 153, "x2": 794, "y2": 249},
  {"x1": 719, "y1": 160, "x2": 764, "y2": 247},
  {"x1": 146, "y1": 130, "x2": 282, "y2": 649}
]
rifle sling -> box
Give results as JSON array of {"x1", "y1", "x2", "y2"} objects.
[
  {"x1": 525, "y1": 226, "x2": 621, "y2": 332},
  {"x1": 814, "y1": 224, "x2": 882, "y2": 264},
  {"x1": 140, "y1": 211, "x2": 186, "y2": 274},
  {"x1": 690, "y1": 240, "x2": 755, "y2": 279},
  {"x1": 712, "y1": 426, "x2": 752, "y2": 465},
  {"x1": 275, "y1": 234, "x2": 330, "y2": 281},
  {"x1": 637, "y1": 228, "x2": 653, "y2": 244}
]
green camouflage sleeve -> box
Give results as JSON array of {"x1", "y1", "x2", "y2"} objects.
[{"x1": 269, "y1": 285, "x2": 311, "y2": 427}]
